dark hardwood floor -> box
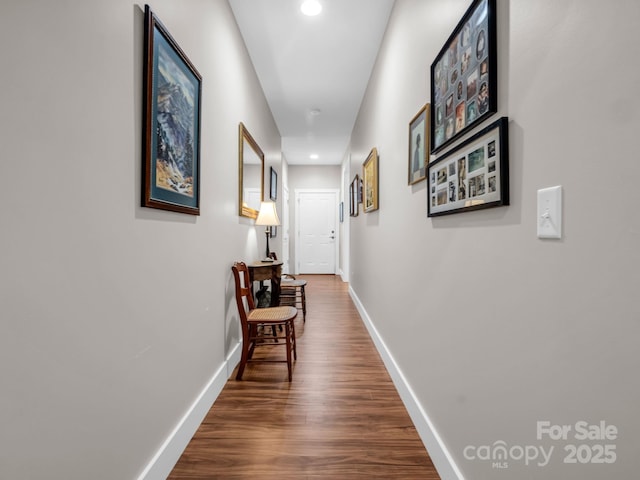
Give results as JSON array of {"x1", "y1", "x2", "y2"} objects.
[{"x1": 169, "y1": 274, "x2": 440, "y2": 479}]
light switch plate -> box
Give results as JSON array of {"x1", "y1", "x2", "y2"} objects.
[{"x1": 537, "y1": 186, "x2": 562, "y2": 238}]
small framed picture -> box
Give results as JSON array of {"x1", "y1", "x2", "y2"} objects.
[
  {"x1": 350, "y1": 175, "x2": 359, "y2": 217},
  {"x1": 270, "y1": 166, "x2": 277, "y2": 200},
  {"x1": 409, "y1": 104, "x2": 430, "y2": 185},
  {"x1": 363, "y1": 148, "x2": 379, "y2": 213}
]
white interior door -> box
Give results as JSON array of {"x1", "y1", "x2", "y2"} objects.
[{"x1": 295, "y1": 189, "x2": 338, "y2": 274}]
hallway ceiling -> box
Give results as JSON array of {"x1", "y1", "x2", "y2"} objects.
[{"x1": 229, "y1": 0, "x2": 395, "y2": 166}]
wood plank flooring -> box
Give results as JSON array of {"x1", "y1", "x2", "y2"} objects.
[{"x1": 169, "y1": 274, "x2": 440, "y2": 479}]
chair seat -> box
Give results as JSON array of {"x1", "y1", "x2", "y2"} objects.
[
  {"x1": 281, "y1": 279, "x2": 307, "y2": 288},
  {"x1": 248, "y1": 306, "x2": 297, "y2": 322},
  {"x1": 280, "y1": 280, "x2": 306, "y2": 322}
]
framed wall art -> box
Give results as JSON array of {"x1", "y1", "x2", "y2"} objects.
[
  {"x1": 430, "y1": 0, "x2": 497, "y2": 154},
  {"x1": 428, "y1": 116, "x2": 508, "y2": 217},
  {"x1": 270, "y1": 166, "x2": 278, "y2": 200},
  {"x1": 362, "y1": 148, "x2": 379, "y2": 213},
  {"x1": 142, "y1": 5, "x2": 202, "y2": 215},
  {"x1": 349, "y1": 175, "x2": 359, "y2": 217},
  {"x1": 409, "y1": 104, "x2": 430, "y2": 185}
]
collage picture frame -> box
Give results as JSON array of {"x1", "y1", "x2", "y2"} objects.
[
  {"x1": 430, "y1": 0, "x2": 497, "y2": 154},
  {"x1": 428, "y1": 116, "x2": 508, "y2": 217}
]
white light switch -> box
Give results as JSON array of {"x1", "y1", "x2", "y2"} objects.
[{"x1": 537, "y1": 186, "x2": 562, "y2": 239}]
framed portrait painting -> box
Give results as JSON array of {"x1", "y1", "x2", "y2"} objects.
[
  {"x1": 362, "y1": 148, "x2": 379, "y2": 213},
  {"x1": 430, "y1": 0, "x2": 497, "y2": 154},
  {"x1": 409, "y1": 104, "x2": 430, "y2": 185},
  {"x1": 428, "y1": 116, "x2": 509, "y2": 217},
  {"x1": 142, "y1": 5, "x2": 202, "y2": 215}
]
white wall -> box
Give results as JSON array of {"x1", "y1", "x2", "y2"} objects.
[
  {"x1": 0, "y1": 1, "x2": 279, "y2": 479},
  {"x1": 349, "y1": 0, "x2": 640, "y2": 479},
  {"x1": 289, "y1": 165, "x2": 342, "y2": 191},
  {"x1": 339, "y1": 150, "x2": 351, "y2": 281}
]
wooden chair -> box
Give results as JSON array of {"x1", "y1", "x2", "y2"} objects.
[
  {"x1": 231, "y1": 262, "x2": 298, "y2": 381},
  {"x1": 268, "y1": 253, "x2": 307, "y2": 322}
]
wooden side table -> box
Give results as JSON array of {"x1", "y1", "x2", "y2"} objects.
[{"x1": 247, "y1": 260, "x2": 283, "y2": 307}]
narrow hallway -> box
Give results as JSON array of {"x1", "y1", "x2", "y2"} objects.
[{"x1": 169, "y1": 274, "x2": 440, "y2": 479}]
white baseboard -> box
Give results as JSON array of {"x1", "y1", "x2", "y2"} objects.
[
  {"x1": 337, "y1": 268, "x2": 348, "y2": 282},
  {"x1": 348, "y1": 286, "x2": 465, "y2": 480},
  {"x1": 137, "y1": 342, "x2": 241, "y2": 480}
]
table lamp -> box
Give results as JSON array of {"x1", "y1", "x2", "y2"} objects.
[{"x1": 255, "y1": 200, "x2": 280, "y2": 260}]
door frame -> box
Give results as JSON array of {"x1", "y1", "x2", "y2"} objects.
[
  {"x1": 294, "y1": 188, "x2": 340, "y2": 275},
  {"x1": 282, "y1": 186, "x2": 290, "y2": 274}
]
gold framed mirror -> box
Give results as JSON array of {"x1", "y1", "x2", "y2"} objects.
[{"x1": 238, "y1": 122, "x2": 265, "y2": 219}]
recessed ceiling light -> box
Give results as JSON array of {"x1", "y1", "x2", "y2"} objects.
[
  {"x1": 309, "y1": 108, "x2": 321, "y2": 116},
  {"x1": 300, "y1": 0, "x2": 322, "y2": 16},
  {"x1": 310, "y1": 154, "x2": 319, "y2": 160}
]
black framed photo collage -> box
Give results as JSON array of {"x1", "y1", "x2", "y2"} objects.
[{"x1": 427, "y1": 0, "x2": 509, "y2": 217}]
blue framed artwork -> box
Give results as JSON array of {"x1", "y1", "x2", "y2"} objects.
[{"x1": 143, "y1": 5, "x2": 202, "y2": 215}]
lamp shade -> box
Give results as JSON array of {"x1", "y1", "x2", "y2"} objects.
[{"x1": 255, "y1": 201, "x2": 281, "y2": 226}]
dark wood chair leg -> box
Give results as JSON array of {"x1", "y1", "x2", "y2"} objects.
[
  {"x1": 301, "y1": 285, "x2": 306, "y2": 322},
  {"x1": 291, "y1": 321, "x2": 297, "y2": 360},
  {"x1": 285, "y1": 322, "x2": 292, "y2": 382},
  {"x1": 236, "y1": 340, "x2": 250, "y2": 380}
]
